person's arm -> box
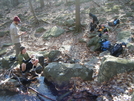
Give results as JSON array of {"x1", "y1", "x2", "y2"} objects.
[
  {"x1": 22, "y1": 58, "x2": 31, "y2": 63},
  {"x1": 13, "y1": 28, "x2": 26, "y2": 38}
]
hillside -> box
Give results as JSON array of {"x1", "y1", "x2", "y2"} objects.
[{"x1": 0, "y1": 0, "x2": 134, "y2": 100}]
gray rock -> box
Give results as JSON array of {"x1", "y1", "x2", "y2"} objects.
[
  {"x1": 44, "y1": 62, "x2": 93, "y2": 87},
  {"x1": 117, "y1": 30, "x2": 131, "y2": 43},
  {"x1": 99, "y1": 50, "x2": 110, "y2": 57},
  {"x1": 0, "y1": 32, "x2": 6, "y2": 37},
  {"x1": 0, "y1": 57, "x2": 15, "y2": 69},
  {"x1": 48, "y1": 50, "x2": 61, "y2": 62},
  {"x1": 127, "y1": 43, "x2": 134, "y2": 53},
  {"x1": 98, "y1": 55, "x2": 134, "y2": 83},
  {"x1": 79, "y1": 38, "x2": 87, "y2": 43},
  {"x1": 2, "y1": 43, "x2": 13, "y2": 47},
  {"x1": 36, "y1": 27, "x2": 46, "y2": 33},
  {"x1": 43, "y1": 26, "x2": 64, "y2": 39},
  {"x1": 65, "y1": 19, "x2": 75, "y2": 27},
  {"x1": 0, "y1": 49, "x2": 7, "y2": 56}
]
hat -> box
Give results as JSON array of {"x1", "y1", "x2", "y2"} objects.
[
  {"x1": 20, "y1": 46, "x2": 25, "y2": 52},
  {"x1": 13, "y1": 16, "x2": 21, "y2": 22}
]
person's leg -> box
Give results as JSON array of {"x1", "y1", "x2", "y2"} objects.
[
  {"x1": 14, "y1": 43, "x2": 21, "y2": 57},
  {"x1": 21, "y1": 63, "x2": 26, "y2": 73}
]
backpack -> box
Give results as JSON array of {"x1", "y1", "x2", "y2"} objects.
[
  {"x1": 101, "y1": 40, "x2": 111, "y2": 51},
  {"x1": 108, "y1": 19, "x2": 120, "y2": 26},
  {"x1": 113, "y1": 19, "x2": 120, "y2": 25},
  {"x1": 110, "y1": 43, "x2": 123, "y2": 57}
]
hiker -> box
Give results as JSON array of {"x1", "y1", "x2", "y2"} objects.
[
  {"x1": 110, "y1": 42, "x2": 127, "y2": 57},
  {"x1": 10, "y1": 16, "x2": 26, "y2": 57},
  {"x1": 90, "y1": 22, "x2": 97, "y2": 32},
  {"x1": 18, "y1": 46, "x2": 39, "y2": 75},
  {"x1": 89, "y1": 13, "x2": 99, "y2": 25},
  {"x1": 89, "y1": 13, "x2": 99, "y2": 32},
  {"x1": 108, "y1": 18, "x2": 120, "y2": 26}
]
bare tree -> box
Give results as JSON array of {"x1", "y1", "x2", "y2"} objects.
[
  {"x1": 75, "y1": 0, "x2": 81, "y2": 32},
  {"x1": 28, "y1": 0, "x2": 38, "y2": 24},
  {"x1": 40, "y1": 0, "x2": 44, "y2": 8}
]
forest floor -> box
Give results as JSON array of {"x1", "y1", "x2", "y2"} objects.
[{"x1": 0, "y1": 0, "x2": 134, "y2": 100}]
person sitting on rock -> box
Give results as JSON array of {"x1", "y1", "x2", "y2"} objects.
[{"x1": 18, "y1": 46, "x2": 39, "y2": 75}]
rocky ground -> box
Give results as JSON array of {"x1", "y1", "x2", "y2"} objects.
[{"x1": 0, "y1": 0, "x2": 134, "y2": 100}]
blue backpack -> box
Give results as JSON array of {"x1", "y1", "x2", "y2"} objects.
[
  {"x1": 113, "y1": 19, "x2": 120, "y2": 25},
  {"x1": 101, "y1": 40, "x2": 111, "y2": 51}
]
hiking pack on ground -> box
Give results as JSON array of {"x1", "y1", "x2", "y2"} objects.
[
  {"x1": 100, "y1": 39, "x2": 111, "y2": 51},
  {"x1": 110, "y1": 43, "x2": 123, "y2": 57},
  {"x1": 108, "y1": 18, "x2": 120, "y2": 26}
]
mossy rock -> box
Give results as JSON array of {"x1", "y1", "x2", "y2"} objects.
[
  {"x1": 48, "y1": 50, "x2": 61, "y2": 62},
  {"x1": 98, "y1": 55, "x2": 134, "y2": 83},
  {"x1": 0, "y1": 49, "x2": 7, "y2": 56},
  {"x1": 0, "y1": 32, "x2": 6, "y2": 37},
  {"x1": 43, "y1": 26, "x2": 65, "y2": 39},
  {"x1": 36, "y1": 27, "x2": 46, "y2": 33},
  {"x1": 39, "y1": 51, "x2": 49, "y2": 58},
  {"x1": 125, "y1": 12, "x2": 134, "y2": 17},
  {"x1": 2, "y1": 43, "x2": 13, "y2": 47},
  {"x1": 117, "y1": 30, "x2": 131, "y2": 42}
]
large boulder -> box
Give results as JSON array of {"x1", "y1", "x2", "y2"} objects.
[
  {"x1": 0, "y1": 57, "x2": 15, "y2": 69},
  {"x1": 48, "y1": 50, "x2": 61, "y2": 62},
  {"x1": 116, "y1": 30, "x2": 131, "y2": 43},
  {"x1": 44, "y1": 62, "x2": 93, "y2": 88},
  {"x1": 98, "y1": 55, "x2": 134, "y2": 83},
  {"x1": 43, "y1": 26, "x2": 65, "y2": 39}
]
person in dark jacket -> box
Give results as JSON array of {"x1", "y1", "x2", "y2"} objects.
[
  {"x1": 89, "y1": 13, "x2": 99, "y2": 24},
  {"x1": 89, "y1": 13, "x2": 99, "y2": 32}
]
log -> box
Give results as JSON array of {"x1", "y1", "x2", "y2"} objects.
[{"x1": 28, "y1": 87, "x2": 57, "y2": 101}]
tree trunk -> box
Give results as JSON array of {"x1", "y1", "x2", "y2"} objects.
[
  {"x1": 40, "y1": 0, "x2": 44, "y2": 8},
  {"x1": 75, "y1": 0, "x2": 81, "y2": 32},
  {"x1": 28, "y1": 0, "x2": 38, "y2": 24}
]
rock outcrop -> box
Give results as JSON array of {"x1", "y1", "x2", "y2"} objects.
[
  {"x1": 98, "y1": 55, "x2": 134, "y2": 83},
  {"x1": 44, "y1": 62, "x2": 93, "y2": 88}
]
